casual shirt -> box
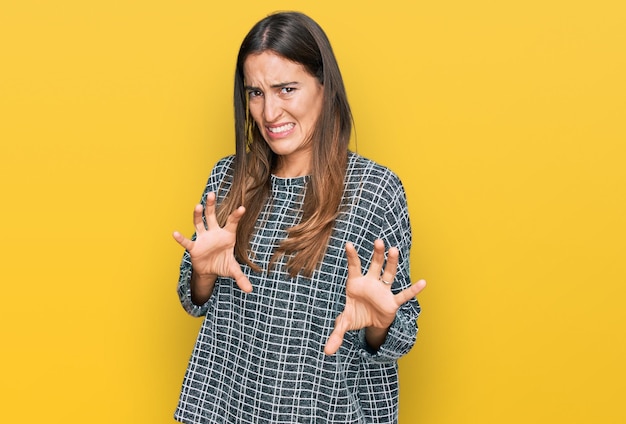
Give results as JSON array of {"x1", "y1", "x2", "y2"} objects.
[{"x1": 174, "y1": 152, "x2": 421, "y2": 423}]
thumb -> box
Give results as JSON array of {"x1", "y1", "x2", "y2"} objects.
[
  {"x1": 231, "y1": 266, "x2": 253, "y2": 293},
  {"x1": 324, "y1": 314, "x2": 349, "y2": 355},
  {"x1": 235, "y1": 274, "x2": 253, "y2": 293},
  {"x1": 172, "y1": 231, "x2": 193, "y2": 251}
]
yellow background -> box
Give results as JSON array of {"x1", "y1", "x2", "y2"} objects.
[{"x1": 1, "y1": 0, "x2": 625, "y2": 422}]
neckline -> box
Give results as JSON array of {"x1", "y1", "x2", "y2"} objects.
[{"x1": 270, "y1": 174, "x2": 309, "y2": 187}]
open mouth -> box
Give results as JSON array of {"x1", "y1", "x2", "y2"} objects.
[{"x1": 267, "y1": 123, "x2": 295, "y2": 134}]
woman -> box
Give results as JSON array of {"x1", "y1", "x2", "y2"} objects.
[{"x1": 172, "y1": 11, "x2": 426, "y2": 423}]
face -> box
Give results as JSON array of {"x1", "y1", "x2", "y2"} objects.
[{"x1": 243, "y1": 51, "x2": 324, "y2": 176}]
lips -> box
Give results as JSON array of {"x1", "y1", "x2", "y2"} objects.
[{"x1": 266, "y1": 123, "x2": 295, "y2": 134}]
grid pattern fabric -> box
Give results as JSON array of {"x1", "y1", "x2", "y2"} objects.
[{"x1": 174, "y1": 152, "x2": 421, "y2": 423}]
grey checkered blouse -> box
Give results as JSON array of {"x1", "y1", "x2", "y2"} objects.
[{"x1": 174, "y1": 152, "x2": 421, "y2": 423}]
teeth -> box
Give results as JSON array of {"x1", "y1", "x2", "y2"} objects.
[{"x1": 268, "y1": 123, "x2": 294, "y2": 133}]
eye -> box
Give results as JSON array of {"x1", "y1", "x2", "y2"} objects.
[
  {"x1": 280, "y1": 87, "x2": 296, "y2": 95},
  {"x1": 247, "y1": 89, "x2": 263, "y2": 98}
]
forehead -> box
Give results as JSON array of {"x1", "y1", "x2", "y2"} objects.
[{"x1": 243, "y1": 51, "x2": 311, "y2": 84}]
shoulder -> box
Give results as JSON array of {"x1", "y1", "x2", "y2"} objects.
[
  {"x1": 207, "y1": 155, "x2": 236, "y2": 186},
  {"x1": 345, "y1": 152, "x2": 406, "y2": 200},
  {"x1": 340, "y1": 152, "x2": 412, "y2": 243},
  {"x1": 202, "y1": 155, "x2": 236, "y2": 201},
  {"x1": 211, "y1": 155, "x2": 236, "y2": 178}
]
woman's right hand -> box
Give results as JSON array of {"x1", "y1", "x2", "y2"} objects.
[{"x1": 172, "y1": 192, "x2": 253, "y2": 296}]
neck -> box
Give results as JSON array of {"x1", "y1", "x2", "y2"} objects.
[{"x1": 273, "y1": 157, "x2": 310, "y2": 178}]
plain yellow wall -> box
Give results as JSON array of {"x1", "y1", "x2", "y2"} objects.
[{"x1": 1, "y1": 1, "x2": 625, "y2": 423}]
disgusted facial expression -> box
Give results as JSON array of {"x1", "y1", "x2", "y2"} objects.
[{"x1": 244, "y1": 51, "x2": 324, "y2": 177}]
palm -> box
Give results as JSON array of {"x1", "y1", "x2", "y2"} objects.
[
  {"x1": 186, "y1": 216, "x2": 240, "y2": 277},
  {"x1": 324, "y1": 239, "x2": 426, "y2": 355},
  {"x1": 173, "y1": 192, "x2": 252, "y2": 292},
  {"x1": 340, "y1": 273, "x2": 404, "y2": 331}
]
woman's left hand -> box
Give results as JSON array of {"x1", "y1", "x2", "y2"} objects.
[{"x1": 324, "y1": 239, "x2": 426, "y2": 355}]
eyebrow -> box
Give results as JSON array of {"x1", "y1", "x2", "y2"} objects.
[{"x1": 244, "y1": 81, "x2": 301, "y2": 90}]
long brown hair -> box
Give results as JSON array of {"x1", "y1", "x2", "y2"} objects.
[{"x1": 217, "y1": 11, "x2": 353, "y2": 277}]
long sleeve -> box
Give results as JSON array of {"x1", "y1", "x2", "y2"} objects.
[
  {"x1": 176, "y1": 250, "x2": 214, "y2": 317},
  {"x1": 355, "y1": 169, "x2": 421, "y2": 363},
  {"x1": 175, "y1": 156, "x2": 235, "y2": 318},
  {"x1": 175, "y1": 153, "x2": 419, "y2": 423}
]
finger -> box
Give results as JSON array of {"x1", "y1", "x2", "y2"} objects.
[
  {"x1": 365, "y1": 239, "x2": 386, "y2": 279},
  {"x1": 223, "y1": 206, "x2": 246, "y2": 233},
  {"x1": 324, "y1": 314, "x2": 350, "y2": 355},
  {"x1": 393, "y1": 279, "x2": 427, "y2": 306},
  {"x1": 231, "y1": 267, "x2": 254, "y2": 293},
  {"x1": 204, "y1": 192, "x2": 219, "y2": 230},
  {"x1": 345, "y1": 242, "x2": 362, "y2": 279},
  {"x1": 193, "y1": 204, "x2": 206, "y2": 233},
  {"x1": 172, "y1": 231, "x2": 194, "y2": 251},
  {"x1": 380, "y1": 246, "x2": 399, "y2": 287}
]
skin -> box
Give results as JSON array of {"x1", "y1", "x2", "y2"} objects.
[
  {"x1": 243, "y1": 51, "x2": 324, "y2": 177},
  {"x1": 172, "y1": 51, "x2": 426, "y2": 355}
]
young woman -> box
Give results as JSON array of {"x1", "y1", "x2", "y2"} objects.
[{"x1": 172, "y1": 11, "x2": 426, "y2": 423}]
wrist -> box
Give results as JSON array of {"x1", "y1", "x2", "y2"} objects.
[
  {"x1": 364, "y1": 325, "x2": 390, "y2": 351},
  {"x1": 190, "y1": 271, "x2": 218, "y2": 305}
]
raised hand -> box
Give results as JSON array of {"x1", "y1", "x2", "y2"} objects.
[
  {"x1": 172, "y1": 192, "x2": 253, "y2": 295},
  {"x1": 324, "y1": 239, "x2": 426, "y2": 355}
]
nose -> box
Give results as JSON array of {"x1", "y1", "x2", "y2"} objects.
[{"x1": 262, "y1": 95, "x2": 282, "y2": 123}]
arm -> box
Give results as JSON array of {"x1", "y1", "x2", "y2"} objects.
[
  {"x1": 176, "y1": 250, "x2": 212, "y2": 317},
  {"x1": 324, "y1": 239, "x2": 425, "y2": 359},
  {"x1": 173, "y1": 192, "x2": 252, "y2": 316},
  {"x1": 324, "y1": 172, "x2": 426, "y2": 361},
  {"x1": 364, "y1": 179, "x2": 423, "y2": 361}
]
